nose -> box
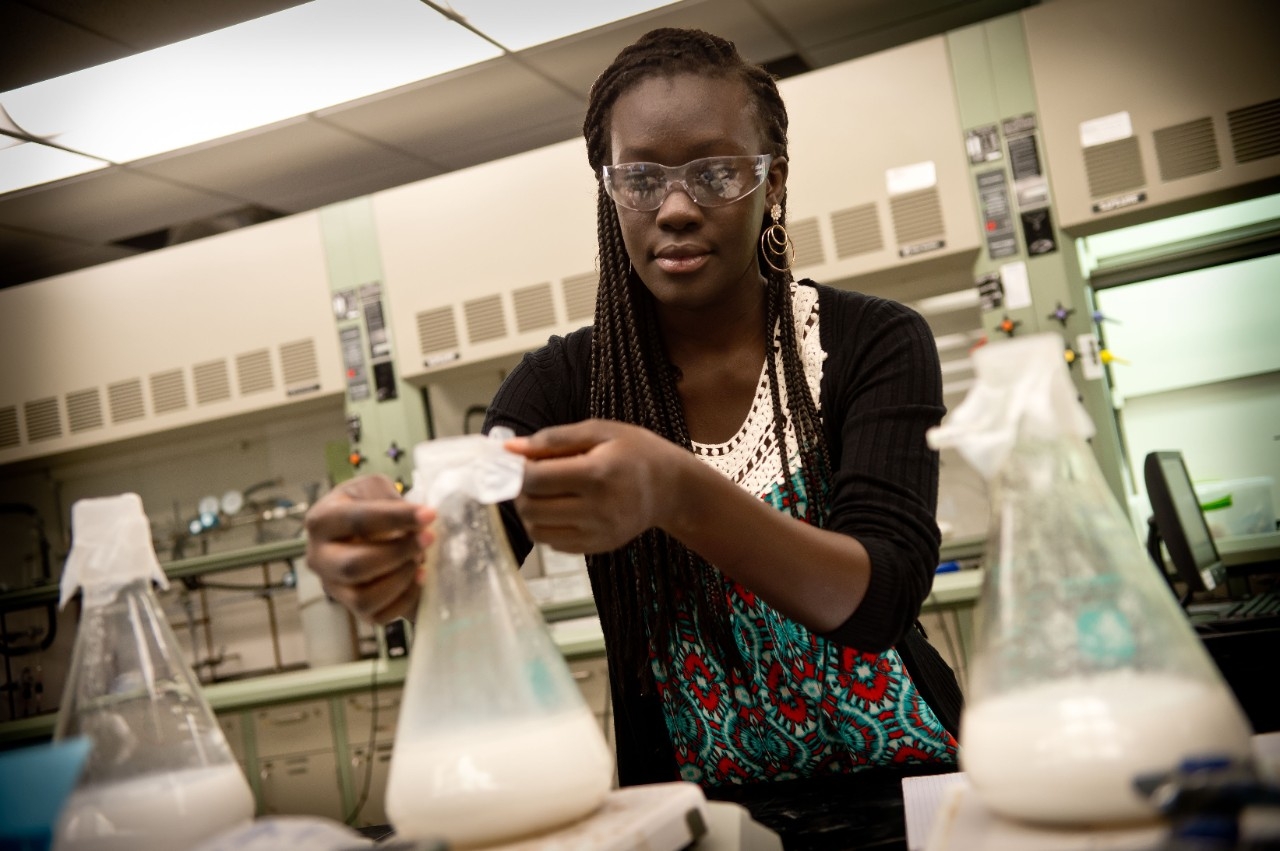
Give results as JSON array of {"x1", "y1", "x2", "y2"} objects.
[{"x1": 655, "y1": 181, "x2": 701, "y2": 227}]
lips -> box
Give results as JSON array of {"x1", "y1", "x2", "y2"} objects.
[{"x1": 654, "y1": 244, "x2": 710, "y2": 274}]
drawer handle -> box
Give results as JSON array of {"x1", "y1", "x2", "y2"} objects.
[
  {"x1": 572, "y1": 670, "x2": 592, "y2": 681},
  {"x1": 350, "y1": 696, "x2": 401, "y2": 712},
  {"x1": 266, "y1": 711, "x2": 310, "y2": 725}
]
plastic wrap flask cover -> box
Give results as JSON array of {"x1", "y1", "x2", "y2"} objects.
[
  {"x1": 386, "y1": 430, "x2": 614, "y2": 847},
  {"x1": 53, "y1": 493, "x2": 254, "y2": 850},
  {"x1": 928, "y1": 335, "x2": 1253, "y2": 826}
]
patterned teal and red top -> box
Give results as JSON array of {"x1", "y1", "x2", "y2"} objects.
[{"x1": 653, "y1": 283, "x2": 957, "y2": 786}]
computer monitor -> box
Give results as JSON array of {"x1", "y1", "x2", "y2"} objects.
[{"x1": 1143, "y1": 450, "x2": 1226, "y2": 601}]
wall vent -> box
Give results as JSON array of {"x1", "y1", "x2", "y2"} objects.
[
  {"x1": 0, "y1": 405, "x2": 19, "y2": 449},
  {"x1": 279, "y1": 339, "x2": 320, "y2": 389},
  {"x1": 108, "y1": 376, "x2": 146, "y2": 422},
  {"x1": 1227, "y1": 97, "x2": 1280, "y2": 164},
  {"x1": 193, "y1": 359, "x2": 232, "y2": 405},
  {"x1": 1083, "y1": 136, "x2": 1145, "y2": 198},
  {"x1": 236, "y1": 349, "x2": 274, "y2": 396},
  {"x1": 66, "y1": 388, "x2": 104, "y2": 433},
  {"x1": 1153, "y1": 117, "x2": 1220, "y2": 182},
  {"x1": 107, "y1": 378, "x2": 146, "y2": 423},
  {"x1": 416, "y1": 306, "x2": 459, "y2": 357},
  {"x1": 789, "y1": 216, "x2": 825, "y2": 269},
  {"x1": 512, "y1": 283, "x2": 557, "y2": 334},
  {"x1": 889, "y1": 188, "x2": 944, "y2": 247},
  {"x1": 561, "y1": 272, "x2": 598, "y2": 323},
  {"x1": 24, "y1": 397, "x2": 61, "y2": 442},
  {"x1": 463, "y1": 295, "x2": 506, "y2": 344},
  {"x1": 149, "y1": 370, "x2": 189, "y2": 414},
  {"x1": 831, "y1": 203, "x2": 884, "y2": 258}
]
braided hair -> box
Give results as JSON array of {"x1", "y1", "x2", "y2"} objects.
[{"x1": 582, "y1": 28, "x2": 831, "y2": 686}]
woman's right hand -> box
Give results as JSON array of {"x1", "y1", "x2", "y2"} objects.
[{"x1": 303, "y1": 474, "x2": 434, "y2": 624}]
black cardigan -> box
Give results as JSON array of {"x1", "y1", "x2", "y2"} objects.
[{"x1": 483, "y1": 280, "x2": 963, "y2": 787}]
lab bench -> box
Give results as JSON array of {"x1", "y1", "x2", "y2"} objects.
[{"x1": 0, "y1": 536, "x2": 989, "y2": 824}]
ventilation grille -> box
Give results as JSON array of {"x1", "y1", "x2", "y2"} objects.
[
  {"x1": 108, "y1": 379, "x2": 146, "y2": 423},
  {"x1": 1154, "y1": 117, "x2": 1220, "y2": 182},
  {"x1": 463, "y1": 295, "x2": 506, "y2": 344},
  {"x1": 561, "y1": 272, "x2": 598, "y2": 323},
  {"x1": 788, "y1": 216, "x2": 824, "y2": 269},
  {"x1": 417, "y1": 306, "x2": 459, "y2": 356},
  {"x1": 280, "y1": 339, "x2": 319, "y2": 388},
  {"x1": 24, "y1": 398, "x2": 61, "y2": 442},
  {"x1": 236, "y1": 350, "x2": 274, "y2": 396},
  {"x1": 889, "y1": 188, "x2": 944, "y2": 247},
  {"x1": 831, "y1": 203, "x2": 884, "y2": 258},
  {"x1": 1227, "y1": 97, "x2": 1280, "y2": 164},
  {"x1": 193, "y1": 359, "x2": 232, "y2": 405},
  {"x1": 0, "y1": 405, "x2": 19, "y2": 449},
  {"x1": 66, "y1": 388, "x2": 104, "y2": 433},
  {"x1": 512, "y1": 283, "x2": 556, "y2": 334},
  {"x1": 149, "y1": 370, "x2": 188, "y2": 414},
  {"x1": 1083, "y1": 136, "x2": 1145, "y2": 198}
]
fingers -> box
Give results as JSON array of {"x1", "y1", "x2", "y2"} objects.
[
  {"x1": 305, "y1": 476, "x2": 427, "y2": 543},
  {"x1": 505, "y1": 419, "x2": 616, "y2": 460},
  {"x1": 302, "y1": 474, "x2": 436, "y2": 625}
]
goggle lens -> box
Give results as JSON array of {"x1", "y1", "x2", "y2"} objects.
[{"x1": 602, "y1": 154, "x2": 772, "y2": 212}]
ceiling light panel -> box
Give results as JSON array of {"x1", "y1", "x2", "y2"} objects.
[
  {"x1": 0, "y1": 143, "x2": 107, "y2": 195},
  {"x1": 0, "y1": 0, "x2": 500, "y2": 165}
]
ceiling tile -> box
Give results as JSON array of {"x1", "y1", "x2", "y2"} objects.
[
  {"x1": 0, "y1": 4, "x2": 129, "y2": 92},
  {"x1": 429, "y1": 114, "x2": 587, "y2": 172},
  {"x1": 318, "y1": 57, "x2": 585, "y2": 163},
  {"x1": 131, "y1": 117, "x2": 445, "y2": 213},
  {"x1": 0, "y1": 167, "x2": 243, "y2": 244},
  {"x1": 519, "y1": 0, "x2": 793, "y2": 96}
]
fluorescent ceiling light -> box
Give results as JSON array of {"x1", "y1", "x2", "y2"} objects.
[
  {"x1": 0, "y1": 0, "x2": 502, "y2": 165},
  {"x1": 0, "y1": 144, "x2": 107, "y2": 196},
  {"x1": 446, "y1": 0, "x2": 680, "y2": 51}
]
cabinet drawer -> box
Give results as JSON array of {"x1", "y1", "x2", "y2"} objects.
[
  {"x1": 259, "y1": 750, "x2": 344, "y2": 820},
  {"x1": 343, "y1": 688, "x2": 402, "y2": 746},
  {"x1": 252, "y1": 699, "x2": 333, "y2": 758},
  {"x1": 569, "y1": 656, "x2": 610, "y2": 716}
]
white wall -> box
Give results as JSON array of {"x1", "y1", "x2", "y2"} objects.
[{"x1": 1091, "y1": 218, "x2": 1280, "y2": 534}]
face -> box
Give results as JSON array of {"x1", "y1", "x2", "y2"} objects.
[{"x1": 607, "y1": 73, "x2": 787, "y2": 314}]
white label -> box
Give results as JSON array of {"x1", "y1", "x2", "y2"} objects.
[
  {"x1": 424, "y1": 351, "x2": 461, "y2": 367},
  {"x1": 885, "y1": 161, "x2": 937, "y2": 196},
  {"x1": 1079, "y1": 111, "x2": 1133, "y2": 148},
  {"x1": 999, "y1": 261, "x2": 1031, "y2": 310},
  {"x1": 1077, "y1": 333, "x2": 1104, "y2": 380}
]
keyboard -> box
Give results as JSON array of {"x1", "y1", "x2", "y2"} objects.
[{"x1": 1191, "y1": 589, "x2": 1280, "y2": 635}]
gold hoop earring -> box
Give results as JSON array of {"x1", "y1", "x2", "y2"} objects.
[{"x1": 761, "y1": 203, "x2": 794, "y2": 273}]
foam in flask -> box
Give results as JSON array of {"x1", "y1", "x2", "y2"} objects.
[
  {"x1": 928, "y1": 334, "x2": 1254, "y2": 826},
  {"x1": 52, "y1": 493, "x2": 255, "y2": 850},
  {"x1": 385, "y1": 429, "x2": 614, "y2": 847}
]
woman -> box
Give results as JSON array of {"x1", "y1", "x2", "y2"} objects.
[{"x1": 306, "y1": 28, "x2": 961, "y2": 850}]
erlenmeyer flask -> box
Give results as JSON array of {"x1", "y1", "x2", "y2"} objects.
[
  {"x1": 929, "y1": 335, "x2": 1253, "y2": 826},
  {"x1": 384, "y1": 430, "x2": 613, "y2": 847},
  {"x1": 53, "y1": 494, "x2": 255, "y2": 851}
]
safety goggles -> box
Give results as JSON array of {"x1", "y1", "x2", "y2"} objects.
[{"x1": 601, "y1": 154, "x2": 772, "y2": 212}]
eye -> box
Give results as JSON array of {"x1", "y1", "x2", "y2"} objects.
[
  {"x1": 620, "y1": 167, "x2": 663, "y2": 198},
  {"x1": 696, "y1": 160, "x2": 744, "y2": 198}
]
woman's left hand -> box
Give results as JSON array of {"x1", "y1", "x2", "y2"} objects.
[{"x1": 504, "y1": 419, "x2": 687, "y2": 553}]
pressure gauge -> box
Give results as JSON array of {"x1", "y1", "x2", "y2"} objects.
[
  {"x1": 221, "y1": 489, "x2": 245, "y2": 516},
  {"x1": 198, "y1": 495, "x2": 220, "y2": 517}
]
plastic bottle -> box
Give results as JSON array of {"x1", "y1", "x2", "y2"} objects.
[
  {"x1": 928, "y1": 334, "x2": 1253, "y2": 826},
  {"x1": 52, "y1": 493, "x2": 255, "y2": 850},
  {"x1": 384, "y1": 429, "x2": 614, "y2": 847}
]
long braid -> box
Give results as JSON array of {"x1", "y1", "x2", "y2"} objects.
[{"x1": 582, "y1": 28, "x2": 832, "y2": 688}]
